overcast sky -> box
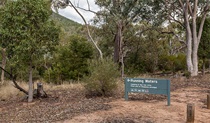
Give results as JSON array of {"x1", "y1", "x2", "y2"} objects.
[{"x1": 57, "y1": 0, "x2": 100, "y2": 24}]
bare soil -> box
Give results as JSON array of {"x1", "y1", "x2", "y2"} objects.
[{"x1": 1, "y1": 76, "x2": 210, "y2": 123}]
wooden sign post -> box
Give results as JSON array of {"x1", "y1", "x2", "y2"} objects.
[
  {"x1": 187, "y1": 103, "x2": 195, "y2": 123},
  {"x1": 207, "y1": 94, "x2": 210, "y2": 109}
]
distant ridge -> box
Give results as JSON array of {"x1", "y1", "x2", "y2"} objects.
[
  {"x1": 51, "y1": 12, "x2": 81, "y2": 25},
  {"x1": 51, "y1": 12, "x2": 83, "y2": 35}
]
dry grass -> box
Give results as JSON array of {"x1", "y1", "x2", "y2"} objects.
[
  {"x1": 0, "y1": 81, "x2": 85, "y2": 100},
  {"x1": 1, "y1": 75, "x2": 180, "y2": 101},
  {"x1": 42, "y1": 82, "x2": 85, "y2": 94},
  {"x1": 113, "y1": 78, "x2": 125, "y2": 98},
  {"x1": 2, "y1": 76, "x2": 172, "y2": 101},
  {"x1": 0, "y1": 81, "x2": 28, "y2": 100}
]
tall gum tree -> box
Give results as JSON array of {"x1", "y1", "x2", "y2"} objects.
[
  {"x1": 94, "y1": 0, "x2": 163, "y2": 77},
  {"x1": 0, "y1": 0, "x2": 59, "y2": 102},
  {"x1": 165, "y1": 0, "x2": 210, "y2": 76}
]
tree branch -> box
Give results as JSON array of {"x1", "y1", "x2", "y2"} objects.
[
  {"x1": 169, "y1": 15, "x2": 185, "y2": 28},
  {"x1": 198, "y1": 13, "x2": 208, "y2": 43},
  {"x1": 193, "y1": 0, "x2": 198, "y2": 17},
  {"x1": 178, "y1": 0, "x2": 184, "y2": 9},
  {"x1": 68, "y1": 1, "x2": 103, "y2": 59},
  {"x1": 198, "y1": 1, "x2": 210, "y2": 43},
  {"x1": 86, "y1": 0, "x2": 90, "y2": 10},
  {"x1": 173, "y1": 45, "x2": 186, "y2": 54},
  {"x1": 160, "y1": 31, "x2": 186, "y2": 45},
  {"x1": 188, "y1": 2, "x2": 193, "y2": 16},
  {"x1": 74, "y1": 6, "x2": 97, "y2": 14}
]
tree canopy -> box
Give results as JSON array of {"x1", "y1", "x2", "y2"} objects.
[{"x1": 0, "y1": 0, "x2": 60, "y2": 102}]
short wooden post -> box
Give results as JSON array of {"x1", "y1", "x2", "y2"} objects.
[
  {"x1": 187, "y1": 103, "x2": 195, "y2": 123},
  {"x1": 207, "y1": 94, "x2": 210, "y2": 109},
  {"x1": 36, "y1": 82, "x2": 47, "y2": 98},
  {"x1": 37, "y1": 83, "x2": 43, "y2": 98}
]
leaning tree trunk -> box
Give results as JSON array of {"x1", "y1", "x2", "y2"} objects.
[
  {"x1": 1, "y1": 48, "x2": 6, "y2": 85},
  {"x1": 28, "y1": 61, "x2": 33, "y2": 102}
]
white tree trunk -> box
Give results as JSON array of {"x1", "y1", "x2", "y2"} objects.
[
  {"x1": 182, "y1": 0, "x2": 209, "y2": 76},
  {"x1": 192, "y1": 20, "x2": 198, "y2": 76},
  {"x1": 191, "y1": 45, "x2": 198, "y2": 76},
  {"x1": 191, "y1": 6, "x2": 198, "y2": 76},
  {"x1": 184, "y1": 1, "x2": 193, "y2": 74},
  {"x1": 186, "y1": 27, "x2": 193, "y2": 73}
]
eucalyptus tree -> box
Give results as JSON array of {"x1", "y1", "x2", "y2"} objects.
[
  {"x1": 165, "y1": 0, "x2": 210, "y2": 76},
  {"x1": 94, "y1": 0, "x2": 164, "y2": 77},
  {"x1": 0, "y1": 0, "x2": 59, "y2": 102}
]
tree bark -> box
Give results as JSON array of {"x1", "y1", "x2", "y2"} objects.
[
  {"x1": 191, "y1": 3, "x2": 198, "y2": 76},
  {"x1": 114, "y1": 21, "x2": 125, "y2": 78},
  {"x1": 192, "y1": 40, "x2": 198, "y2": 76},
  {"x1": 1, "y1": 48, "x2": 6, "y2": 85},
  {"x1": 114, "y1": 21, "x2": 122, "y2": 63},
  {"x1": 28, "y1": 61, "x2": 33, "y2": 102},
  {"x1": 184, "y1": 1, "x2": 193, "y2": 74}
]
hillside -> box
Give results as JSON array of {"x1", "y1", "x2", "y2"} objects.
[{"x1": 51, "y1": 12, "x2": 83, "y2": 36}]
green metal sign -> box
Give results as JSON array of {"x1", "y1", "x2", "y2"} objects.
[{"x1": 125, "y1": 78, "x2": 170, "y2": 106}]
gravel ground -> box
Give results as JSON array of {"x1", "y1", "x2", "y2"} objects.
[
  {"x1": 0, "y1": 75, "x2": 210, "y2": 123},
  {"x1": 0, "y1": 88, "x2": 113, "y2": 123}
]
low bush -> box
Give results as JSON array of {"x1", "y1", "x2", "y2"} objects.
[
  {"x1": 159, "y1": 54, "x2": 186, "y2": 73},
  {"x1": 84, "y1": 58, "x2": 120, "y2": 97}
]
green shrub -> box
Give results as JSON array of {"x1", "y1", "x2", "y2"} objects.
[
  {"x1": 159, "y1": 54, "x2": 186, "y2": 73},
  {"x1": 174, "y1": 54, "x2": 186, "y2": 71},
  {"x1": 84, "y1": 58, "x2": 120, "y2": 97},
  {"x1": 44, "y1": 35, "x2": 94, "y2": 83}
]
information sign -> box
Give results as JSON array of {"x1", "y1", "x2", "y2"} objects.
[{"x1": 125, "y1": 78, "x2": 170, "y2": 106}]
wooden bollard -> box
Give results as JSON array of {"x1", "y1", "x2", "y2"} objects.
[
  {"x1": 207, "y1": 94, "x2": 210, "y2": 109},
  {"x1": 187, "y1": 103, "x2": 195, "y2": 123}
]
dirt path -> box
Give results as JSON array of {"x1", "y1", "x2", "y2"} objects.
[{"x1": 61, "y1": 87, "x2": 210, "y2": 123}]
